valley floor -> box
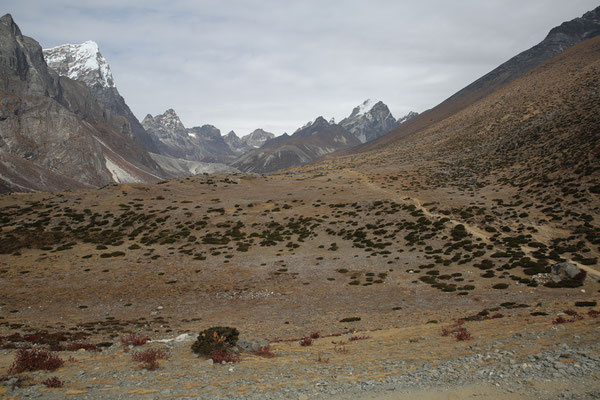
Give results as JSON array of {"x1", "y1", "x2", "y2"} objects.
[
  {"x1": 0, "y1": 164, "x2": 599, "y2": 399},
  {"x1": 1, "y1": 309, "x2": 599, "y2": 399}
]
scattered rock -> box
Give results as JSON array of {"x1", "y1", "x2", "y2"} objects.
[{"x1": 551, "y1": 262, "x2": 580, "y2": 279}]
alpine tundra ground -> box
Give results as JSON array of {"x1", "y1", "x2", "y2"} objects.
[{"x1": 0, "y1": 163, "x2": 598, "y2": 399}]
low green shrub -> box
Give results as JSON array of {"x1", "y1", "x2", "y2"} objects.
[{"x1": 191, "y1": 327, "x2": 239, "y2": 356}]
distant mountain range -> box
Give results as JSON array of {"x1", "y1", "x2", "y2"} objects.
[
  {"x1": 141, "y1": 109, "x2": 234, "y2": 164},
  {"x1": 231, "y1": 116, "x2": 362, "y2": 173},
  {"x1": 230, "y1": 101, "x2": 420, "y2": 174},
  {"x1": 0, "y1": 5, "x2": 598, "y2": 192},
  {"x1": 143, "y1": 100, "x2": 415, "y2": 175}
]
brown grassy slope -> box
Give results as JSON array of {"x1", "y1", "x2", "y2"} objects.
[
  {"x1": 296, "y1": 36, "x2": 600, "y2": 276},
  {"x1": 313, "y1": 36, "x2": 600, "y2": 193}
]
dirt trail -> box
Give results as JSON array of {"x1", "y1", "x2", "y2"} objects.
[
  {"x1": 345, "y1": 169, "x2": 490, "y2": 243},
  {"x1": 345, "y1": 169, "x2": 600, "y2": 278}
]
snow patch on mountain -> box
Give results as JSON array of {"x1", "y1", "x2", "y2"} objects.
[
  {"x1": 397, "y1": 111, "x2": 419, "y2": 125},
  {"x1": 355, "y1": 99, "x2": 379, "y2": 116},
  {"x1": 43, "y1": 40, "x2": 114, "y2": 88},
  {"x1": 340, "y1": 99, "x2": 398, "y2": 143}
]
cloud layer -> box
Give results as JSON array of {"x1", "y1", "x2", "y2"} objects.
[{"x1": 5, "y1": 0, "x2": 599, "y2": 135}]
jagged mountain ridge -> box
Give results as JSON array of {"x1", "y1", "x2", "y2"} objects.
[
  {"x1": 340, "y1": 99, "x2": 405, "y2": 143},
  {"x1": 230, "y1": 99, "x2": 412, "y2": 173},
  {"x1": 0, "y1": 14, "x2": 163, "y2": 192},
  {"x1": 223, "y1": 129, "x2": 275, "y2": 155},
  {"x1": 244, "y1": 129, "x2": 276, "y2": 148},
  {"x1": 142, "y1": 109, "x2": 235, "y2": 163},
  {"x1": 396, "y1": 111, "x2": 419, "y2": 125},
  {"x1": 223, "y1": 131, "x2": 247, "y2": 155},
  {"x1": 231, "y1": 116, "x2": 360, "y2": 173}
]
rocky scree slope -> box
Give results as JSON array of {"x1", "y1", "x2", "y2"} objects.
[
  {"x1": 148, "y1": 152, "x2": 239, "y2": 177},
  {"x1": 0, "y1": 14, "x2": 163, "y2": 192}
]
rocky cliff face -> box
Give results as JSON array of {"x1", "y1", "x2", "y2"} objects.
[
  {"x1": 142, "y1": 109, "x2": 235, "y2": 163},
  {"x1": 339, "y1": 99, "x2": 400, "y2": 143},
  {"x1": 0, "y1": 14, "x2": 163, "y2": 192},
  {"x1": 232, "y1": 117, "x2": 360, "y2": 174},
  {"x1": 43, "y1": 41, "x2": 159, "y2": 153},
  {"x1": 224, "y1": 129, "x2": 276, "y2": 155}
]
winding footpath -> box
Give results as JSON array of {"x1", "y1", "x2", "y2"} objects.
[{"x1": 345, "y1": 169, "x2": 600, "y2": 278}]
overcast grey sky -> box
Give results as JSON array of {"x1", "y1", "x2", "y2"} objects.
[{"x1": 4, "y1": 1, "x2": 599, "y2": 136}]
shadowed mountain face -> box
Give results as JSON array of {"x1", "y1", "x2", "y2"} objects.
[
  {"x1": 142, "y1": 109, "x2": 235, "y2": 163},
  {"x1": 0, "y1": 14, "x2": 164, "y2": 192},
  {"x1": 232, "y1": 117, "x2": 360, "y2": 174},
  {"x1": 346, "y1": 6, "x2": 600, "y2": 155}
]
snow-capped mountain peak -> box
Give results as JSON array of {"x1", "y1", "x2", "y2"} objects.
[
  {"x1": 142, "y1": 109, "x2": 186, "y2": 138},
  {"x1": 353, "y1": 98, "x2": 380, "y2": 117},
  {"x1": 243, "y1": 129, "x2": 275, "y2": 148},
  {"x1": 158, "y1": 109, "x2": 185, "y2": 130},
  {"x1": 340, "y1": 99, "x2": 397, "y2": 143},
  {"x1": 43, "y1": 40, "x2": 114, "y2": 88}
]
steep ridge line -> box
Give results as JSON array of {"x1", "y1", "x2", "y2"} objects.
[{"x1": 344, "y1": 169, "x2": 600, "y2": 278}]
